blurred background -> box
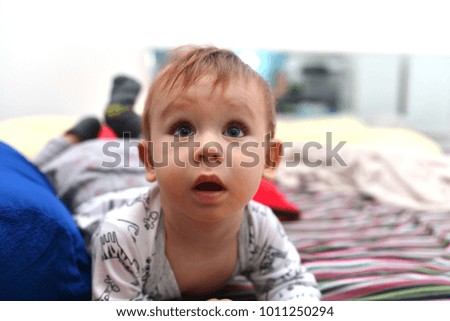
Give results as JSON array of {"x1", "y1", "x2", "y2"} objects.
[{"x1": 1, "y1": 0, "x2": 450, "y2": 151}]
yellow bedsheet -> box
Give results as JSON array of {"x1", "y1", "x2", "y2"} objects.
[
  {"x1": 276, "y1": 116, "x2": 442, "y2": 155},
  {"x1": 0, "y1": 115, "x2": 77, "y2": 160}
]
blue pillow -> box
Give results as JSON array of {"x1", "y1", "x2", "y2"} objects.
[{"x1": 0, "y1": 142, "x2": 91, "y2": 300}]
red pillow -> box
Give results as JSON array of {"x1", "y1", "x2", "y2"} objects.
[
  {"x1": 253, "y1": 178, "x2": 301, "y2": 221},
  {"x1": 98, "y1": 124, "x2": 117, "y2": 140}
]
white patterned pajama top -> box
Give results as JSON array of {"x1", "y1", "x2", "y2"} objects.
[{"x1": 89, "y1": 184, "x2": 321, "y2": 301}]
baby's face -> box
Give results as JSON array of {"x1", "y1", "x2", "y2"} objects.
[{"x1": 146, "y1": 75, "x2": 269, "y2": 222}]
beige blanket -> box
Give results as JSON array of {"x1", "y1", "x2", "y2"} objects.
[{"x1": 277, "y1": 144, "x2": 450, "y2": 211}]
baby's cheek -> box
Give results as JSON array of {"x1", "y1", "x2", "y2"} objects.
[
  {"x1": 234, "y1": 165, "x2": 264, "y2": 193},
  {"x1": 229, "y1": 144, "x2": 265, "y2": 168}
]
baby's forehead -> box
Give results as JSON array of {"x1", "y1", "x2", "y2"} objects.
[{"x1": 162, "y1": 77, "x2": 263, "y2": 113}]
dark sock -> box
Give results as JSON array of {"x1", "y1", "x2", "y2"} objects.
[
  {"x1": 105, "y1": 109, "x2": 141, "y2": 138},
  {"x1": 104, "y1": 75, "x2": 142, "y2": 138},
  {"x1": 66, "y1": 117, "x2": 101, "y2": 142}
]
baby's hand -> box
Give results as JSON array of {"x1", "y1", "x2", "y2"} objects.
[{"x1": 208, "y1": 298, "x2": 232, "y2": 301}]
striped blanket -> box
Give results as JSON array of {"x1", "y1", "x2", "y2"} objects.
[
  {"x1": 218, "y1": 190, "x2": 450, "y2": 301},
  {"x1": 284, "y1": 190, "x2": 450, "y2": 300}
]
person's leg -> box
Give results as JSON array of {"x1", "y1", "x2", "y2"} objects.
[
  {"x1": 34, "y1": 117, "x2": 101, "y2": 168},
  {"x1": 33, "y1": 76, "x2": 143, "y2": 212},
  {"x1": 104, "y1": 75, "x2": 142, "y2": 138},
  {"x1": 34, "y1": 136, "x2": 73, "y2": 169}
]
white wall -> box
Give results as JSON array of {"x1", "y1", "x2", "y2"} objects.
[
  {"x1": 1, "y1": 0, "x2": 450, "y2": 121},
  {"x1": 407, "y1": 56, "x2": 450, "y2": 132},
  {"x1": 351, "y1": 55, "x2": 401, "y2": 119},
  {"x1": 0, "y1": 42, "x2": 148, "y2": 119},
  {"x1": 0, "y1": 1, "x2": 154, "y2": 120}
]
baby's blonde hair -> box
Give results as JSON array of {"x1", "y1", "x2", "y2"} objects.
[{"x1": 142, "y1": 45, "x2": 276, "y2": 139}]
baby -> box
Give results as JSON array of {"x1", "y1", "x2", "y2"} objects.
[{"x1": 91, "y1": 45, "x2": 320, "y2": 301}]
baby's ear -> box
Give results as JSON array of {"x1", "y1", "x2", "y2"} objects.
[
  {"x1": 138, "y1": 139, "x2": 157, "y2": 182},
  {"x1": 263, "y1": 139, "x2": 282, "y2": 181}
]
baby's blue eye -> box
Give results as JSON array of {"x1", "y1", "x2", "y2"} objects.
[
  {"x1": 224, "y1": 126, "x2": 244, "y2": 137},
  {"x1": 174, "y1": 125, "x2": 194, "y2": 137}
]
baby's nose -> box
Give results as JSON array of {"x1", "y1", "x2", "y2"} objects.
[{"x1": 193, "y1": 140, "x2": 225, "y2": 165}]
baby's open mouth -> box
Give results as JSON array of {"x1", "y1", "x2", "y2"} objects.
[{"x1": 194, "y1": 182, "x2": 224, "y2": 192}]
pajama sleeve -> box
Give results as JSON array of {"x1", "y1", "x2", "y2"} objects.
[
  {"x1": 244, "y1": 202, "x2": 321, "y2": 301},
  {"x1": 91, "y1": 212, "x2": 146, "y2": 301},
  {"x1": 90, "y1": 186, "x2": 178, "y2": 301}
]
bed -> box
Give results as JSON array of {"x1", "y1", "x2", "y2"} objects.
[
  {"x1": 2, "y1": 114, "x2": 450, "y2": 301},
  {"x1": 282, "y1": 189, "x2": 450, "y2": 300},
  {"x1": 275, "y1": 116, "x2": 450, "y2": 300}
]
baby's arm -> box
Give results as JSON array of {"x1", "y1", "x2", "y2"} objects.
[
  {"x1": 246, "y1": 205, "x2": 321, "y2": 301},
  {"x1": 91, "y1": 218, "x2": 145, "y2": 301}
]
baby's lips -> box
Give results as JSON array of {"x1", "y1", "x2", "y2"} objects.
[
  {"x1": 194, "y1": 182, "x2": 224, "y2": 191},
  {"x1": 192, "y1": 174, "x2": 225, "y2": 191}
]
